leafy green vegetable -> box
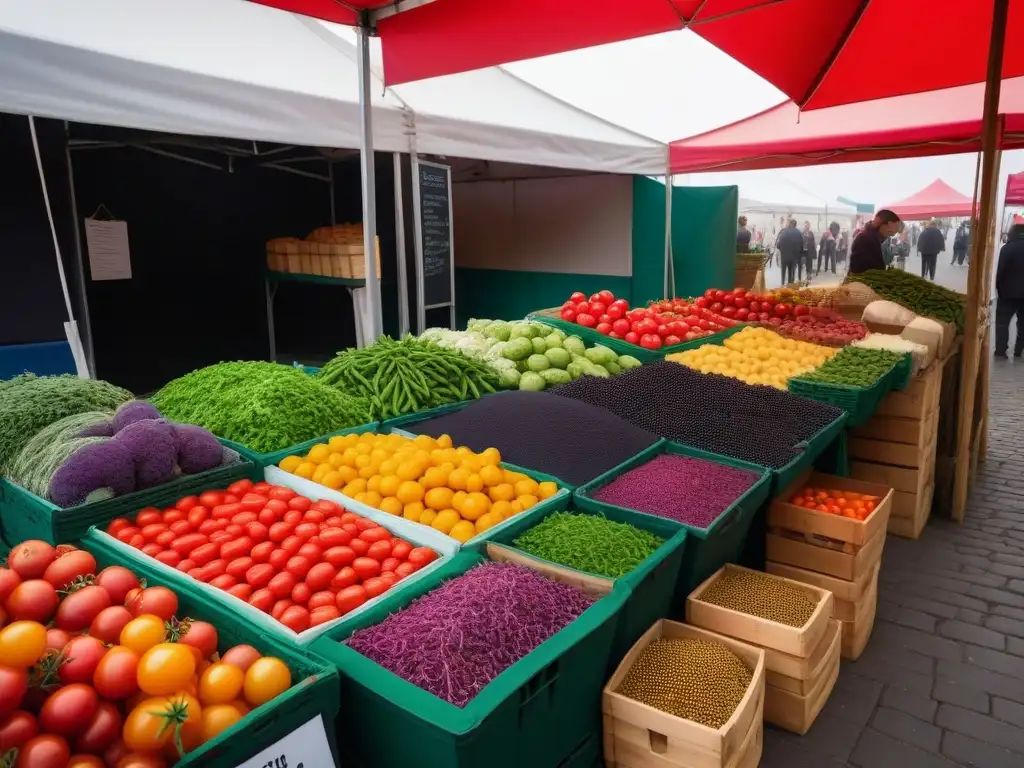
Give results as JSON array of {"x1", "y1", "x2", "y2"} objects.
[
  {"x1": 0, "y1": 374, "x2": 132, "y2": 473},
  {"x1": 847, "y1": 270, "x2": 965, "y2": 331},
  {"x1": 792, "y1": 347, "x2": 903, "y2": 387},
  {"x1": 151, "y1": 361, "x2": 371, "y2": 453}
]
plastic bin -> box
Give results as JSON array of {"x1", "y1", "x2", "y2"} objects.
[
  {"x1": 310, "y1": 549, "x2": 625, "y2": 768},
  {"x1": 83, "y1": 532, "x2": 341, "y2": 767},
  {"x1": 575, "y1": 441, "x2": 772, "y2": 598},
  {"x1": 787, "y1": 361, "x2": 899, "y2": 427},
  {"x1": 217, "y1": 421, "x2": 379, "y2": 467},
  {"x1": 890, "y1": 352, "x2": 914, "y2": 390},
  {"x1": 379, "y1": 397, "x2": 492, "y2": 433},
  {"x1": 478, "y1": 500, "x2": 688, "y2": 670},
  {"x1": 0, "y1": 462, "x2": 259, "y2": 547},
  {"x1": 529, "y1": 312, "x2": 747, "y2": 362}
]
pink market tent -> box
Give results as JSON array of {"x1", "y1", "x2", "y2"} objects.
[
  {"x1": 885, "y1": 179, "x2": 977, "y2": 219},
  {"x1": 669, "y1": 77, "x2": 1024, "y2": 173},
  {"x1": 1014, "y1": 213, "x2": 1024, "y2": 224},
  {"x1": 1007, "y1": 172, "x2": 1024, "y2": 205}
]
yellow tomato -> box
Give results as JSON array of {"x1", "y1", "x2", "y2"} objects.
[
  {"x1": 0, "y1": 621, "x2": 47, "y2": 667},
  {"x1": 402, "y1": 502, "x2": 425, "y2": 522},
  {"x1": 243, "y1": 657, "x2": 292, "y2": 706},
  {"x1": 138, "y1": 643, "x2": 197, "y2": 696},
  {"x1": 475, "y1": 512, "x2": 503, "y2": 533},
  {"x1": 277, "y1": 456, "x2": 302, "y2": 473},
  {"x1": 294, "y1": 462, "x2": 315, "y2": 480},
  {"x1": 431, "y1": 509, "x2": 461, "y2": 534},
  {"x1": 478, "y1": 465, "x2": 503, "y2": 487},
  {"x1": 379, "y1": 497, "x2": 403, "y2": 516},
  {"x1": 199, "y1": 662, "x2": 245, "y2": 706},
  {"x1": 459, "y1": 492, "x2": 490, "y2": 522},
  {"x1": 419, "y1": 509, "x2": 438, "y2": 526},
  {"x1": 123, "y1": 697, "x2": 175, "y2": 752},
  {"x1": 307, "y1": 444, "x2": 331, "y2": 464},
  {"x1": 121, "y1": 615, "x2": 167, "y2": 656},
  {"x1": 200, "y1": 704, "x2": 242, "y2": 743},
  {"x1": 488, "y1": 483, "x2": 515, "y2": 503},
  {"x1": 537, "y1": 481, "x2": 558, "y2": 499},
  {"x1": 449, "y1": 520, "x2": 477, "y2": 543},
  {"x1": 424, "y1": 487, "x2": 454, "y2": 511}
]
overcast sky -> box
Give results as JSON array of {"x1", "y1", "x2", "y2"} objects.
[{"x1": 504, "y1": 30, "x2": 1024, "y2": 209}]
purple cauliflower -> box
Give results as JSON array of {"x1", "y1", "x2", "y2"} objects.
[
  {"x1": 112, "y1": 400, "x2": 161, "y2": 433},
  {"x1": 114, "y1": 418, "x2": 179, "y2": 488},
  {"x1": 77, "y1": 419, "x2": 114, "y2": 438},
  {"x1": 48, "y1": 439, "x2": 136, "y2": 507},
  {"x1": 173, "y1": 423, "x2": 224, "y2": 475}
]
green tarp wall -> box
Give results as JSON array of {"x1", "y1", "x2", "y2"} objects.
[{"x1": 670, "y1": 184, "x2": 739, "y2": 298}]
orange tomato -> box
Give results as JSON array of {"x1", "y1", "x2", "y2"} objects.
[
  {"x1": 199, "y1": 704, "x2": 242, "y2": 742},
  {"x1": 835, "y1": 497, "x2": 848, "y2": 507},
  {"x1": 865, "y1": 500, "x2": 876, "y2": 512},
  {"x1": 242, "y1": 657, "x2": 292, "y2": 706},
  {"x1": 123, "y1": 698, "x2": 174, "y2": 752},
  {"x1": 137, "y1": 643, "x2": 196, "y2": 696},
  {"x1": 117, "y1": 754, "x2": 168, "y2": 768},
  {"x1": 162, "y1": 692, "x2": 203, "y2": 759},
  {"x1": 198, "y1": 663, "x2": 244, "y2": 706},
  {"x1": 121, "y1": 616, "x2": 166, "y2": 656},
  {"x1": 0, "y1": 620, "x2": 48, "y2": 667},
  {"x1": 69, "y1": 756, "x2": 105, "y2": 768}
]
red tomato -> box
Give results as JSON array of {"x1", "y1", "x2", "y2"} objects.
[
  {"x1": 271, "y1": 599, "x2": 292, "y2": 620},
  {"x1": 221, "y1": 538, "x2": 254, "y2": 563},
  {"x1": 227, "y1": 584, "x2": 253, "y2": 601},
  {"x1": 309, "y1": 606, "x2": 341, "y2": 627},
  {"x1": 394, "y1": 562, "x2": 417, "y2": 579},
  {"x1": 250, "y1": 541, "x2": 274, "y2": 563},
  {"x1": 88, "y1": 606, "x2": 133, "y2": 644},
  {"x1": 176, "y1": 559, "x2": 195, "y2": 573},
  {"x1": 264, "y1": 498, "x2": 288, "y2": 515},
  {"x1": 284, "y1": 556, "x2": 311, "y2": 579},
  {"x1": 310, "y1": 500, "x2": 341, "y2": 516},
  {"x1": 209, "y1": 574, "x2": 237, "y2": 591},
  {"x1": 140, "y1": 524, "x2": 166, "y2": 544},
  {"x1": 56, "y1": 636, "x2": 106, "y2": 685},
  {"x1": 279, "y1": 606, "x2": 310, "y2": 633},
  {"x1": 227, "y1": 479, "x2": 254, "y2": 497},
  {"x1": 269, "y1": 487, "x2": 296, "y2": 502},
  {"x1": 6, "y1": 580, "x2": 59, "y2": 622},
  {"x1": 267, "y1": 572, "x2": 296, "y2": 599},
  {"x1": 187, "y1": 507, "x2": 209, "y2": 529},
  {"x1": 330, "y1": 566, "x2": 358, "y2": 591},
  {"x1": 14, "y1": 734, "x2": 71, "y2": 768},
  {"x1": 306, "y1": 591, "x2": 335, "y2": 611},
  {"x1": 140, "y1": 544, "x2": 162, "y2": 558},
  {"x1": 187, "y1": 567, "x2": 208, "y2": 582},
  {"x1": 115, "y1": 527, "x2": 140, "y2": 544},
  {"x1": 366, "y1": 541, "x2": 392, "y2": 562},
  {"x1": 221, "y1": 645, "x2": 261, "y2": 673},
  {"x1": 282, "y1": 510, "x2": 302, "y2": 528},
  {"x1": 72, "y1": 701, "x2": 121, "y2": 755},
  {"x1": 45, "y1": 628, "x2": 71, "y2": 651},
  {"x1": 287, "y1": 496, "x2": 312, "y2": 512},
  {"x1": 8, "y1": 541, "x2": 56, "y2": 579},
  {"x1": 335, "y1": 586, "x2": 367, "y2": 616},
  {"x1": 279, "y1": 536, "x2": 302, "y2": 555},
  {"x1": 245, "y1": 564, "x2": 275, "y2": 589},
  {"x1": 380, "y1": 557, "x2": 401, "y2": 573},
  {"x1": 39, "y1": 684, "x2": 98, "y2": 737},
  {"x1": 323, "y1": 546, "x2": 355, "y2": 567},
  {"x1": 225, "y1": 557, "x2": 254, "y2": 579},
  {"x1": 293, "y1": 522, "x2": 318, "y2": 541},
  {"x1": 257, "y1": 508, "x2": 277, "y2": 527},
  {"x1": 0, "y1": 666, "x2": 28, "y2": 719},
  {"x1": 38, "y1": 551, "x2": 96, "y2": 597},
  {"x1": 135, "y1": 508, "x2": 161, "y2": 527},
  {"x1": 267, "y1": 549, "x2": 290, "y2": 571},
  {"x1": 317, "y1": 528, "x2": 351, "y2": 548},
  {"x1": 203, "y1": 559, "x2": 227, "y2": 580},
  {"x1": 209, "y1": 531, "x2": 233, "y2": 545},
  {"x1": 297, "y1": 543, "x2": 322, "y2": 562},
  {"x1": 107, "y1": 518, "x2": 131, "y2": 536},
  {"x1": 304, "y1": 563, "x2": 336, "y2": 592},
  {"x1": 230, "y1": 511, "x2": 258, "y2": 527},
  {"x1": 390, "y1": 540, "x2": 413, "y2": 561},
  {"x1": 0, "y1": 567, "x2": 21, "y2": 604},
  {"x1": 168, "y1": 520, "x2": 191, "y2": 537},
  {"x1": 199, "y1": 491, "x2": 225, "y2": 508},
  {"x1": 130, "y1": 587, "x2": 178, "y2": 621},
  {"x1": 179, "y1": 620, "x2": 218, "y2": 658},
  {"x1": 0, "y1": 710, "x2": 37, "y2": 751},
  {"x1": 248, "y1": 589, "x2": 275, "y2": 613},
  {"x1": 240, "y1": 493, "x2": 268, "y2": 513},
  {"x1": 189, "y1": 543, "x2": 221, "y2": 567},
  {"x1": 349, "y1": 538, "x2": 369, "y2": 557},
  {"x1": 362, "y1": 577, "x2": 389, "y2": 599},
  {"x1": 245, "y1": 522, "x2": 269, "y2": 543},
  {"x1": 407, "y1": 547, "x2": 438, "y2": 567},
  {"x1": 303, "y1": 510, "x2": 325, "y2": 524},
  {"x1": 268, "y1": 523, "x2": 292, "y2": 543},
  {"x1": 290, "y1": 582, "x2": 312, "y2": 605},
  {"x1": 170, "y1": 534, "x2": 206, "y2": 558},
  {"x1": 351, "y1": 557, "x2": 380, "y2": 581}
]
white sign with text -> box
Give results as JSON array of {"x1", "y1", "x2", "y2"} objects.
[{"x1": 233, "y1": 715, "x2": 334, "y2": 768}]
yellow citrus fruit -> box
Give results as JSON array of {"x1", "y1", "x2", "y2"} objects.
[
  {"x1": 379, "y1": 475, "x2": 401, "y2": 497},
  {"x1": 537, "y1": 481, "x2": 558, "y2": 499},
  {"x1": 479, "y1": 465, "x2": 503, "y2": 487},
  {"x1": 448, "y1": 467, "x2": 470, "y2": 490},
  {"x1": 449, "y1": 520, "x2": 476, "y2": 543},
  {"x1": 475, "y1": 511, "x2": 502, "y2": 533},
  {"x1": 490, "y1": 500, "x2": 513, "y2": 520},
  {"x1": 465, "y1": 474, "x2": 484, "y2": 493},
  {"x1": 514, "y1": 478, "x2": 539, "y2": 497},
  {"x1": 278, "y1": 456, "x2": 302, "y2": 473},
  {"x1": 419, "y1": 509, "x2": 438, "y2": 526},
  {"x1": 452, "y1": 490, "x2": 468, "y2": 511},
  {"x1": 424, "y1": 487, "x2": 454, "y2": 511},
  {"x1": 403, "y1": 502, "x2": 424, "y2": 522},
  {"x1": 488, "y1": 483, "x2": 515, "y2": 503},
  {"x1": 431, "y1": 509, "x2": 461, "y2": 534},
  {"x1": 517, "y1": 494, "x2": 539, "y2": 510},
  {"x1": 321, "y1": 471, "x2": 343, "y2": 490},
  {"x1": 307, "y1": 444, "x2": 331, "y2": 464},
  {"x1": 396, "y1": 480, "x2": 424, "y2": 505},
  {"x1": 480, "y1": 447, "x2": 502, "y2": 466},
  {"x1": 460, "y1": 492, "x2": 491, "y2": 522},
  {"x1": 380, "y1": 497, "x2": 403, "y2": 516},
  {"x1": 294, "y1": 462, "x2": 315, "y2": 480}
]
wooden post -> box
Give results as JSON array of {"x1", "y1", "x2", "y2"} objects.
[
  {"x1": 952, "y1": 0, "x2": 1009, "y2": 521},
  {"x1": 976, "y1": 151, "x2": 1002, "y2": 463}
]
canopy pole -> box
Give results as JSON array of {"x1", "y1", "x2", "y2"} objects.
[
  {"x1": 952, "y1": 0, "x2": 1009, "y2": 522},
  {"x1": 664, "y1": 172, "x2": 674, "y2": 298},
  {"x1": 357, "y1": 24, "x2": 384, "y2": 344},
  {"x1": 393, "y1": 152, "x2": 410, "y2": 336}
]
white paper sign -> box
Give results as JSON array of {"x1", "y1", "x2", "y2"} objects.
[
  {"x1": 232, "y1": 715, "x2": 334, "y2": 768},
  {"x1": 84, "y1": 218, "x2": 132, "y2": 280}
]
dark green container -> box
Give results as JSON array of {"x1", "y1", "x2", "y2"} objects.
[
  {"x1": 379, "y1": 397, "x2": 492, "y2": 433},
  {"x1": 83, "y1": 533, "x2": 341, "y2": 767},
  {"x1": 890, "y1": 352, "x2": 914, "y2": 390},
  {"x1": 310, "y1": 550, "x2": 625, "y2": 768},
  {"x1": 788, "y1": 361, "x2": 899, "y2": 427},
  {"x1": 574, "y1": 441, "x2": 772, "y2": 598},
  {"x1": 0, "y1": 462, "x2": 260, "y2": 547},
  {"x1": 218, "y1": 421, "x2": 379, "y2": 467},
  {"x1": 529, "y1": 313, "x2": 746, "y2": 362},
  {"x1": 478, "y1": 500, "x2": 688, "y2": 671}
]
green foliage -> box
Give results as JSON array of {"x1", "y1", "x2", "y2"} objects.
[
  {"x1": 151, "y1": 361, "x2": 372, "y2": 453},
  {"x1": 793, "y1": 347, "x2": 903, "y2": 387},
  {"x1": 848, "y1": 269, "x2": 965, "y2": 331}
]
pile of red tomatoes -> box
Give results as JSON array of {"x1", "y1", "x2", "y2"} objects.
[
  {"x1": 0, "y1": 540, "x2": 292, "y2": 767},
  {"x1": 104, "y1": 479, "x2": 439, "y2": 634}
]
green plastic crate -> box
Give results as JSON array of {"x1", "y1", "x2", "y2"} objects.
[
  {"x1": 0, "y1": 462, "x2": 260, "y2": 547},
  {"x1": 217, "y1": 421, "x2": 379, "y2": 467},
  {"x1": 478, "y1": 499, "x2": 688, "y2": 670},
  {"x1": 82, "y1": 532, "x2": 341, "y2": 766},
  {"x1": 574, "y1": 441, "x2": 771, "y2": 599},
  {"x1": 311, "y1": 549, "x2": 626, "y2": 768},
  {"x1": 787, "y1": 361, "x2": 898, "y2": 427},
  {"x1": 529, "y1": 312, "x2": 747, "y2": 362},
  {"x1": 379, "y1": 397, "x2": 493, "y2": 433},
  {"x1": 890, "y1": 352, "x2": 914, "y2": 390}
]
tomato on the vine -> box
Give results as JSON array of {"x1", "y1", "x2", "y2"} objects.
[{"x1": 137, "y1": 643, "x2": 196, "y2": 696}]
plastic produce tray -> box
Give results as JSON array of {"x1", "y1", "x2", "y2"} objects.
[
  {"x1": 216, "y1": 421, "x2": 379, "y2": 467},
  {"x1": 309, "y1": 549, "x2": 625, "y2": 768},
  {"x1": 890, "y1": 352, "x2": 914, "y2": 390},
  {"x1": 83, "y1": 533, "x2": 341, "y2": 767},
  {"x1": 528, "y1": 311, "x2": 746, "y2": 362},
  {"x1": 787, "y1": 362, "x2": 898, "y2": 427},
  {"x1": 0, "y1": 462, "x2": 260, "y2": 547},
  {"x1": 575, "y1": 441, "x2": 771, "y2": 598},
  {"x1": 478, "y1": 500, "x2": 688, "y2": 670},
  {"x1": 379, "y1": 397, "x2": 494, "y2": 433}
]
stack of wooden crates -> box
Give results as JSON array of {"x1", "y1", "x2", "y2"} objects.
[
  {"x1": 848, "y1": 359, "x2": 944, "y2": 539},
  {"x1": 764, "y1": 469, "x2": 893, "y2": 662},
  {"x1": 686, "y1": 565, "x2": 839, "y2": 736},
  {"x1": 265, "y1": 224, "x2": 381, "y2": 280}
]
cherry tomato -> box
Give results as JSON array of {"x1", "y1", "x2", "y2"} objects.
[
  {"x1": 366, "y1": 540, "x2": 392, "y2": 563},
  {"x1": 0, "y1": 666, "x2": 28, "y2": 719},
  {"x1": 268, "y1": 523, "x2": 291, "y2": 543},
  {"x1": 39, "y1": 684, "x2": 98, "y2": 737},
  {"x1": 209, "y1": 574, "x2": 237, "y2": 590},
  {"x1": 179, "y1": 620, "x2": 218, "y2": 658},
  {"x1": 117, "y1": 752, "x2": 168, "y2": 768},
  {"x1": 57, "y1": 635, "x2": 106, "y2": 685},
  {"x1": 0, "y1": 621, "x2": 47, "y2": 668},
  {"x1": 198, "y1": 704, "x2": 241, "y2": 743},
  {"x1": 73, "y1": 700, "x2": 121, "y2": 754},
  {"x1": 304, "y1": 591, "x2": 333, "y2": 611},
  {"x1": 140, "y1": 524, "x2": 167, "y2": 544},
  {"x1": 335, "y1": 585, "x2": 367, "y2": 616},
  {"x1": 352, "y1": 557, "x2": 381, "y2": 581},
  {"x1": 89, "y1": 605, "x2": 133, "y2": 644},
  {"x1": 93, "y1": 645, "x2": 139, "y2": 700},
  {"x1": 348, "y1": 538, "x2": 369, "y2": 557},
  {"x1": 0, "y1": 567, "x2": 21, "y2": 604},
  {"x1": 362, "y1": 577, "x2": 390, "y2": 599},
  {"x1": 245, "y1": 564, "x2": 275, "y2": 589},
  {"x1": 0, "y1": 710, "x2": 37, "y2": 751},
  {"x1": 44, "y1": 628, "x2": 71, "y2": 651},
  {"x1": 153, "y1": 551, "x2": 181, "y2": 568},
  {"x1": 186, "y1": 506, "x2": 209, "y2": 529},
  {"x1": 248, "y1": 589, "x2": 274, "y2": 613},
  {"x1": 6, "y1": 580, "x2": 59, "y2": 623},
  {"x1": 311, "y1": 499, "x2": 341, "y2": 516},
  {"x1": 170, "y1": 534, "x2": 207, "y2": 558},
  {"x1": 8, "y1": 541, "x2": 56, "y2": 580},
  {"x1": 282, "y1": 510, "x2": 302, "y2": 527},
  {"x1": 41, "y1": 551, "x2": 96, "y2": 591},
  {"x1": 228, "y1": 479, "x2": 254, "y2": 497},
  {"x1": 169, "y1": 520, "x2": 192, "y2": 537},
  {"x1": 284, "y1": 556, "x2": 311, "y2": 579},
  {"x1": 128, "y1": 587, "x2": 177, "y2": 621},
  {"x1": 55, "y1": 585, "x2": 111, "y2": 632},
  {"x1": 188, "y1": 542, "x2": 218, "y2": 567},
  {"x1": 230, "y1": 512, "x2": 258, "y2": 527},
  {"x1": 408, "y1": 547, "x2": 438, "y2": 567},
  {"x1": 317, "y1": 528, "x2": 351, "y2": 548},
  {"x1": 138, "y1": 643, "x2": 196, "y2": 696},
  {"x1": 267, "y1": 572, "x2": 296, "y2": 599},
  {"x1": 267, "y1": 549, "x2": 290, "y2": 571},
  {"x1": 309, "y1": 605, "x2": 342, "y2": 627},
  {"x1": 197, "y1": 519, "x2": 219, "y2": 535},
  {"x1": 297, "y1": 543, "x2": 322, "y2": 563},
  {"x1": 122, "y1": 698, "x2": 173, "y2": 752},
  {"x1": 290, "y1": 582, "x2": 312, "y2": 605},
  {"x1": 219, "y1": 538, "x2": 252, "y2": 562},
  {"x1": 203, "y1": 559, "x2": 227, "y2": 580},
  {"x1": 330, "y1": 566, "x2": 358, "y2": 591},
  {"x1": 243, "y1": 657, "x2": 291, "y2": 706},
  {"x1": 120, "y1": 615, "x2": 167, "y2": 656},
  {"x1": 107, "y1": 518, "x2": 132, "y2": 536},
  {"x1": 304, "y1": 563, "x2": 336, "y2": 592},
  {"x1": 321, "y1": 546, "x2": 354, "y2": 568},
  {"x1": 176, "y1": 559, "x2": 196, "y2": 572},
  {"x1": 68, "y1": 756, "x2": 105, "y2": 768},
  {"x1": 293, "y1": 522, "x2": 318, "y2": 541},
  {"x1": 278, "y1": 606, "x2": 309, "y2": 633},
  {"x1": 279, "y1": 536, "x2": 302, "y2": 555},
  {"x1": 249, "y1": 541, "x2": 274, "y2": 563},
  {"x1": 141, "y1": 544, "x2": 163, "y2": 558},
  {"x1": 303, "y1": 509, "x2": 325, "y2": 524},
  {"x1": 358, "y1": 527, "x2": 391, "y2": 544},
  {"x1": 135, "y1": 508, "x2": 161, "y2": 527},
  {"x1": 15, "y1": 734, "x2": 71, "y2": 768},
  {"x1": 271, "y1": 599, "x2": 292, "y2": 620},
  {"x1": 199, "y1": 491, "x2": 225, "y2": 508},
  {"x1": 257, "y1": 508, "x2": 277, "y2": 526},
  {"x1": 380, "y1": 557, "x2": 401, "y2": 573},
  {"x1": 225, "y1": 558, "x2": 254, "y2": 579},
  {"x1": 208, "y1": 531, "x2": 232, "y2": 545},
  {"x1": 227, "y1": 584, "x2": 253, "y2": 601},
  {"x1": 245, "y1": 522, "x2": 269, "y2": 543},
  {"x1": 115, "y1": 527, "x2": 141, "y2": 544}
]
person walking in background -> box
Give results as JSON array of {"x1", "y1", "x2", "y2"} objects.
[
  {"x1": 917, "y1": 219, "x2": 945, "y2": 281},
  {"x1": 952, "y1": 221, "x2": 967, "y2": 265},
  {"x1": 994, "y1": 224, "x2": 1024, "y2": 359},
  {"x1": 801, "y1": 221, "x2": 816, "y2": 280},
  {"x1": 836, "y1": 229, "x2": 849, "y2": 266},
  {"x1": 777, "y1": 218, "x2": 804, "y2": 285},
  {"x1": 850, "y1": 209, "x2": 901, "y2": 274},
  {"x1": 736, "y1": 215, "x2": 752, "y2": 253},
  {"x1": 817, "y1": 222, "x2": 839, "y2": 275}
]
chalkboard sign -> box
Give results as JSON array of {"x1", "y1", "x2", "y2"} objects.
[{"x1": 413, "y1": 159, "x2": 454, "y2": 330}]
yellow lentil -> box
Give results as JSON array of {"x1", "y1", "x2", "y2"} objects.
[{"x1": 698, "y1": 570, "x2": 816, "y2": 627}]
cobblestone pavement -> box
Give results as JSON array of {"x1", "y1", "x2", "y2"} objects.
[{"x1": 761, "y1": 349, "x2": 1024, "y2": 767}]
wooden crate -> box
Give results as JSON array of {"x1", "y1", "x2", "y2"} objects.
[
  {"x1": 831, "y1": 562, "x2": 880, "y2": 622},
  {"x1": 763, "y1": 620, "x2": 842, "y2": 735},
  {"x1": 602, "y1": 620, "x2": 765, "y2": 768},
  {"x1": 848, "y1": 433, "x2": 937, "y2": 469},
  {"x1": 840, "y1": 571, "x2": 879, "y2": 660},
  {"x1": 769, "y1": 469, "x2": 893, "y2": 547},
  {"x1": 765, "y1": 618, "x2": 841, "y2": 695},
  {"x1": 766, "y1": 560, "x2": 877, "y2": 622},
  {"x1": 850, "y1": 442, "x2": 936, "y2": 495},
  {"x1": 887, "y1": 484, "x2": 935, "y2": 540},
  {"x1": 765, "y1": 523, "x2": 885, "y2": 582},
  {"x1": 874, "y1": 363, "x2": 942, "y2": 419},
  {"x1": 686, "y1": 565, "x2": 833, "y2": 659},
  {"x1": 850, "y1": 407, "x2": 939, "y2": 447}
]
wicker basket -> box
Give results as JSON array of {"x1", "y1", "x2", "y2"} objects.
[{"x1": 735, "y1": 253, "x2": 767, "y2": 290}]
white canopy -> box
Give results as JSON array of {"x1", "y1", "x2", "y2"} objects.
[{"x1": 0, "y1": 0, "x2": 667, "y2": 175}]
